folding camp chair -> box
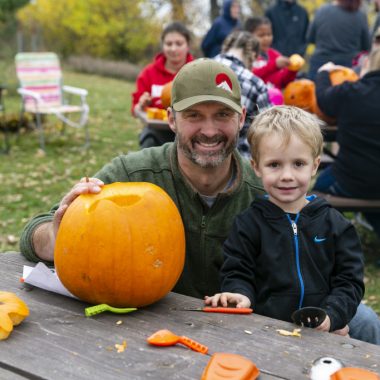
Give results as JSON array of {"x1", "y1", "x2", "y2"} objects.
[{"x1": 15, "y1": 52, "x2": 90, "y2": 151}]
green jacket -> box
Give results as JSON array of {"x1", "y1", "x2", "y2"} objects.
[{"x1": 20, "y1": 143, "x2": 264, "y2": 299}]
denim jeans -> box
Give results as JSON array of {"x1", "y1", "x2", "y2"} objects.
[{"x1": 348, "y1": 303, "x2": 380, "y2": 345}]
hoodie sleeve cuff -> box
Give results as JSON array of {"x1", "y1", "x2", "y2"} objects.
[{"x1": 19, "y1": 213, "x2": 55, "y2": 264}]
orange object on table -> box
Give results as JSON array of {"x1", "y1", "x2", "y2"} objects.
[
  {"x1": 180, "y1": 306, "x2": 253, "y2": 314},
  {"x1": 201, "y1": 352, "x2": 260, "y2": 380},
  {"x1": 146, "y1": 107, "x2": 168, "y2": 121},
  {"x1": 331, "y1": 367, "x2": 380, "y2": 380},
  {"x1": 147, "y1": 329, "x2": 208, "y2": 354}
]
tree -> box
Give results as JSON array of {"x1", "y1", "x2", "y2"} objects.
[
  {"x1": 0, "y1": 0, "x2": 29, "y2": 23},
  {"x1": 17, "y1": 0, "x2": 162, "y2": 63}
]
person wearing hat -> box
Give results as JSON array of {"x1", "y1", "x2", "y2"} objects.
[
  {"x1": 20, "y1": 58, "x2": 380, "y2": 345},
  {"x1": 19, "y1": 58, "x2": 264, "y2": 299}
]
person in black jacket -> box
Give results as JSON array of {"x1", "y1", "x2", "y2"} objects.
[
  {"x1": 265, "y1": 0, "x2": 309, "y2": 57},
  {"x1": 201, "y1": 0, "x2": 241, "y2": 58},
  {"x1": 205, "y1": 106, "x2": 380, "y2": 345},
  {"x1": 313, "y1": 48, "x2": 380, "y2": 240}
]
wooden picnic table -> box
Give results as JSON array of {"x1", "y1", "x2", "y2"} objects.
[{"x1": 0, "y1": 252, "x2": 379, "y2": 380}]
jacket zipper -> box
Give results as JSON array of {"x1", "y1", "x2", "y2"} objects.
[{"x1": 286, "y1": 213, "x2": 304, "y2": 309}]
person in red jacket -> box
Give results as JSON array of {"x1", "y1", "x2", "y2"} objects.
[
  {"x1": 132, "y1": 22, "x2": 194, "y2": 148},
  {"x1": 245, "y1": 16, "x2": 297, "y2": 90}
]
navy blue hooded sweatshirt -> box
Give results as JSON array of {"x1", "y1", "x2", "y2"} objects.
[
  {"x1": 220, "y1": 196, "x2": 364, "y2": 331},
  {"x1": 201, "y1": 0, "x2": 241, "y2": 58}
]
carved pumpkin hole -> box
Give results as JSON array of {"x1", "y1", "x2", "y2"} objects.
[{"x1": 89, "y1": 195, "x2": 141, "y2": 212}]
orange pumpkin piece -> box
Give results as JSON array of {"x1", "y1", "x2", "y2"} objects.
[
  {"x1": 146, "y1": 107, "x2": 159, "y2": 119},
  {"x1": 160, "y1": 81, "x2": 173, "y2": 109},
  {"x1": 201, "y1": 352, "x2": 260, "y2": 380},
  {"x1": 146, "y1": 107, "x2": 168, "y2": 120},
  {"x1": 0, "y1": 291, "x2": 30, "y2": 340},
  {"x1": 283, "y1": 79, "x2": 316, "y2": 112},
  {"x1": 288, "y1": 54, "x2": 305, "y2": 72},
  {"x1": 55, "y1": 182, "x2": 186, "y2": 308},
  {"x1": 329, "y1": 67, "x2": 359, "y2": 86}
]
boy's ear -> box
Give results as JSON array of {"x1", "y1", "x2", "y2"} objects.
[
  {"x1": 250, "y1": 158, "x2": 262, "y2": 177},
  {"x1": 312, "y1": 156, "x2": 321, "y2": 176}
]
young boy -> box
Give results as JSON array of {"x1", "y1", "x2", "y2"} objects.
[{"x1": 205, "y1": 106, "x2": 364, "y2": 335}]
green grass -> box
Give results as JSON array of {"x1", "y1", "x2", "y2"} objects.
[{"x1": 0, "y1": 60, "x2": 379, "y2": 315}]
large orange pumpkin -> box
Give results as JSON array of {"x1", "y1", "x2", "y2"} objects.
[
  {"x1": 329, "y1": 67, "x2": 359, "y2": 86},
  {"x1": 283, "y1": 79, "x2": 316, "y2": 112},
  {"x1": 160, "y1": 81, "x2": 173, "y2": 109},
  {"x1": 55, "y1": 182, "x2": 185, "y2": 307}
]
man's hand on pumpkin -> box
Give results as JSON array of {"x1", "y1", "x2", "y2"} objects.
[{"x1": 53, "y1": 178, "x2": 104, "y2": 236}]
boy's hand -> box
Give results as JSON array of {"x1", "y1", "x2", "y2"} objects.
[
  {"x1": 315, "y1": 316, "x2": 349, "y2": 337},
  {"x1": 332, "y1": 325, "x2": 350, "y2": 337},
  {"x1": 315, "y1": 314, "x2": 331, "y2": 332},
  {"x1": 204, "y1": 293, "x2": 251, "y2": 308}
]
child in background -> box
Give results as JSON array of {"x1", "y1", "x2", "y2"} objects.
[
  {"x1": 214, "y1": 30, "x2": 271, "y2": 158},
  {"x1": 245, "y1": 17, "x2": 297, "y2": 89},
  {"x1": 205, "y1": 106, "x2": 367, "y2": 340}
]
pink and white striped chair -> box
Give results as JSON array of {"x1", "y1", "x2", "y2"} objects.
[{"x1": 15, "y1": 52, "x2": 90, "y2": 150}]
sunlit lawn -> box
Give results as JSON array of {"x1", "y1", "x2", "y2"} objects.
[{"x1": 0, "y1": 60, "x2": 379, "y2": 314}]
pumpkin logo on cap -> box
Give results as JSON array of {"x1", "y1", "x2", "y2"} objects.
[{"x1": 215, "y1": 73, "x2": 233, "y2": 93}]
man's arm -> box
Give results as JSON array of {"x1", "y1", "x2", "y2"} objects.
[
  {"x1": 31, "y1": 222, "x2": 56, "y2": 262},
  {"x1": 20, "y1": 178, "x2": 104, "y2": 263}
]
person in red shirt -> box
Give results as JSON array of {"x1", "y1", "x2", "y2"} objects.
[
  {"x1": 245, "y1": 16, "x2": 296, "y2": 90},
  {"x1": 132, "y1": 22, "x2": 194, "y2": 148}
]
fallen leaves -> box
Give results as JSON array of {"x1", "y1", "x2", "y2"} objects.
[
  {"x1": 276, "y1": 328, "x2": 302, "y2": 337},
  {"x1": 115, "y1": 340, "x2": 127, "y2": 353}
]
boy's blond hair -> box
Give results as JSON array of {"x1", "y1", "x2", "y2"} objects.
[{"x1": 247, "y1": 105, "x2": 324, "y2": 163}]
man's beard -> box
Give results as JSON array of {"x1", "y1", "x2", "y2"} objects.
[{"x1": 176, "y1": 131, "x2": 239, "y2": 168}]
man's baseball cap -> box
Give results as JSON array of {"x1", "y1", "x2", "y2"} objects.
[{"x1": 171, "y1": 58, "x2": 242, "y2": 114}]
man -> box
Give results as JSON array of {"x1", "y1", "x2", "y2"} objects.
[
  {"x1": 20, "y1": 59, "x2": 380, "y2": 345},
  {"x1": 265, "y1": 0, "x2": 309, "y2": 57},
  {"x1": 20, "y1": 58, "x2": 264, "y2": 299}
]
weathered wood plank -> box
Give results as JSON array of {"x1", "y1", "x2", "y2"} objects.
[{"x1": 0, "y1": 252, "x2": 379, "y2": 380}]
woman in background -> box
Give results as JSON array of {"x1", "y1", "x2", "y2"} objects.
[{"x1": 132, "y1": 22, "x2": 193, "y2": 148}]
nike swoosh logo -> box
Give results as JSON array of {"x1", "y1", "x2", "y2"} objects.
[{"x1": 314, "y1": 236, "x2": 327, "y2": 243}]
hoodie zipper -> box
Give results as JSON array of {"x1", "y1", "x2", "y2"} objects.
[{"x1": 286, "y1": 213, "x2": 304, "y2": 309}]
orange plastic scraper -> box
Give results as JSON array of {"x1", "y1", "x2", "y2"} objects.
[
  {"x1": 201, "y1": 352, "x2": 260, "y2": 380},
  {"x1": 147, "y1": 329, "x2": 208, "y2": 354}
]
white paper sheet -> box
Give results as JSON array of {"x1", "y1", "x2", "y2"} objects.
[{"x1": 22, "y1": 262, "x2": 77, "y2": 299}]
